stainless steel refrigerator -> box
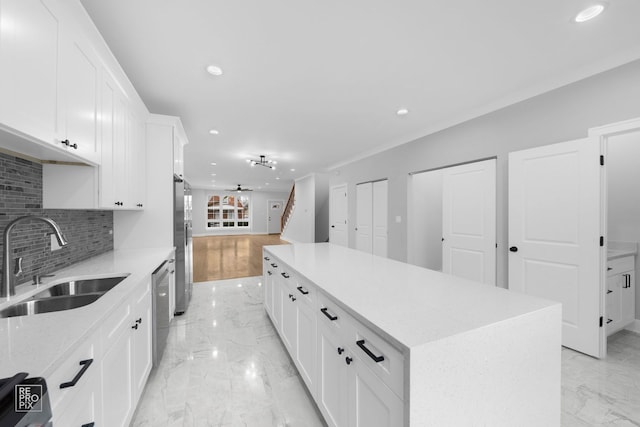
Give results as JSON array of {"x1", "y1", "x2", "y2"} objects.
[{"x1": 174, "y1": 177, "x2": 193, "y2": 315}]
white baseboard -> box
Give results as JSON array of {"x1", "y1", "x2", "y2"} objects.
[{"x1": 625, "y1": 319, "x2": 640, "y2": 334}]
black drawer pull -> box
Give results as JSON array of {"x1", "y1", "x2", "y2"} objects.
[
  {"x1": 264, "y1": 257, "x2": 270, "y2": 261},
  {"x1": 132, "y1": 324, "x2": 138, "y2": 330},
  {"x1": 267, "y1": 271, "x2": 272, "y2": 276},
  {"x1": 607, "y1": 267, "x2": 612, "y2": 271},
  {"x1": 271, "y1": 263, "x2": 278, "y2": 268},
  {"x1": 337, "y1": 347, "x2": 344, "y2": 355},
  {"x1": 320, "y1": 307, "x2": 338, "y2": 321},
  {"x1": 297, "y1": 286, "x2": 309, "y2": 295},
  {"x1": 607, "y1": 318, "x2": 613, "y2": 324},
  {"x1": 356, "y1": 340, "x2": 385, "y2": 363},
  {"x1": 345, "y1": 357, "x2": 353, "y2": 365},
  {"x1": 281, "y1": 272, "x2": 290, "y2": 279},
  {"x1": 136, "y1": 317, "x2": 142, "y2": 324},
  {"x1": 607, "y1": 289, "x2": 613, "y2": 294},
  {"x1": 81, "y1": 423, "x2": 95, "y2": 427},
  {"x1": 60, "y1": 359, "x2": 93, "y2": 389}
]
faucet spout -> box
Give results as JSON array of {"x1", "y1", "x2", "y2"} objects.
[{"x1": 1, "y1": 216, "x2": 68, "y2": 298}]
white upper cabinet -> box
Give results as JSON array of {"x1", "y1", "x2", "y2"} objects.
[
  {"x1": 0, "y1": 0, "x2": 101, "y2": 164},
  {"x1": 0, "y1": 0, "x2": 60, "y2": 144},
  {"x1": 173, "y1": 132, "x2": 185, "y2": 180}
]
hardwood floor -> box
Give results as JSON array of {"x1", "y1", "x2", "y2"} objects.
[{"x1": 193, "y1": 234, "x2": 288, "y2": 282}]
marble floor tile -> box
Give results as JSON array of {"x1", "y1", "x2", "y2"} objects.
[{"x1": 132, "y1": 276, "x2": 640, "y2": 427}]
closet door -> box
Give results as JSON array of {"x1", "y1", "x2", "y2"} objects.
[
  {"x1": 442, "y1": 159, "x2": 496, "y2": 285},
  {"x1": 356, "y1": 182, "x2": 373, "y2": 253},
  {"x1": 372, "y1": 180, "x2": 388, "y2": 258}
]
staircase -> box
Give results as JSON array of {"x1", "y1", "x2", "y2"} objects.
[{"x1": 281, "y1": 184, "x2": 295, "y2": 233}]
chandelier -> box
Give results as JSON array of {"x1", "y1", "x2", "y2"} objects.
[{"x1": 246, "y1": 155, "x2": 277, "y2": 170}]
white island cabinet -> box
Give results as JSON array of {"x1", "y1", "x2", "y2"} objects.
[{"x1": 263, "y1": 243, "x2": 561, "y2": 427}]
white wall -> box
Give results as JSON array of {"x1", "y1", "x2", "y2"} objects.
[
  {"x1": 191, "y1": 188, "x2": 289, "y2": 236},
  {"x1": 606, "y1": 130, "x2": 640, "y2": 318},
  {"x1": 408, "y1": 169, "x2": 443, "y2": 270},
  {"x1": 329, "y1": 59, "x2": 640, "y2": 288},
  {"x1": 282, "y1": 174, "x2": 316, "y2": 243}
]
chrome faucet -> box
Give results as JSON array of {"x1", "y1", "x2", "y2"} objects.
[{"x1": 1, "y1": 216, "x2": 68, "y2": 298}]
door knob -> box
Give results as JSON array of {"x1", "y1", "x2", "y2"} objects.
[
  {"x1": 509, "y1": 246, "x2": 518, "y2": 252},
  {"x1": 331, "y1": 225, "x2": 335, "y2": 228}
]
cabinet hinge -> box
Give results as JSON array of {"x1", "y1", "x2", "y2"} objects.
[
  {"x1": 599, "y1": 316, "x2": 603, "y2": 327},
  {"x1": 600, "y1": 236, "x2": 604, "y2": 247},
  {"x1": 600, "y1": 155, "x2": 604, "y2": 166}
]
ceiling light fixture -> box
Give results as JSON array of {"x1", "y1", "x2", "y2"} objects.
[
  {"x1": 574, "y1": 3, "x2": 606, "y2": 22},
  {"x1": 396, "y1": 108, "x2": 409, "y2": 116},
  {"x1": 206, "y1": 65, "x2": 223, "y2": 76},
  {"x1": 211, "y1": 173, "x2": 216, "y2": 176},
  {"x1": 247, "y1": 155, "x2": 277, "y2": 170},
  {"x1": 290, "y1": 168, "x2": 295, "y2": 172},
  {"x1": 209, "y1": 129, "x2": 219, "y2": 135},
  {"x1": 210, "y1": 162, "x2": 217, "y2": 166}
]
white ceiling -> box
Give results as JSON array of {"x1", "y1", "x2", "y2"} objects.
[{"x1": 80, "y1": 0, "x2": 640, "y2": 192}]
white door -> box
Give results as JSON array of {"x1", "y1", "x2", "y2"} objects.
[
  {"x1": 330, "y1": 184, "x2": 348, "y2": 247},
  {"x1": 267, "y1": 200, "x2": 284, "y2": 234},
  {"x1": 509, "y1": 137, "x2": 602, "y2": 357},
  {"x1": 442, "y1": 159, "x2": 496, "y2": 285},
  {"x1": 356, "y1": 182, "x2": 373, "y2": 253},
  {"x1": 373, "y1": 180, "x2": 388, "y2": 257}
]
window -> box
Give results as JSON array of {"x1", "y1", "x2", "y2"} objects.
[{"x1": 207, "y1": 193, "x2": 250, "y2": 229}]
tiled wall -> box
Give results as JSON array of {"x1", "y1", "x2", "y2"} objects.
[{"x1": 0, "y1": 151, "x2": 113, "y2": 281}]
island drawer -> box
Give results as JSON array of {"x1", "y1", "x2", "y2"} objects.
[
  {"x1": 346, "y1": 316, "x2": 405, "y2": 400},
  {"x1": 292, "y1": 274, "x2": 315, "y2": 306},
  {"x1": 317, "y1": 291, "x2": 350, "y2": 336}
]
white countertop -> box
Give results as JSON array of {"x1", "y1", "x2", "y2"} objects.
[
  {"x1": 264, "y1": 243, "x2": 559, "y2": 351},
  {"x1": 0, "y1": 247, "x2": 173, "y2": 379}
]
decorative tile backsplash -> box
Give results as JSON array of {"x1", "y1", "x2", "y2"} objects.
[{"x1": 0, "y1": 151, "x2": 113, "y2": 282}]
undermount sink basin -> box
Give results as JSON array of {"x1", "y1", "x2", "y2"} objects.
[
  {"x1": 32, "y1": 275, "x2": 128, "y2": 298},
  {"x1": 0, "y1": 275, "x2": 129, "y2": 319},
  {"x1": 0, "y1": 294, "x2": 102, "y2": 318}
]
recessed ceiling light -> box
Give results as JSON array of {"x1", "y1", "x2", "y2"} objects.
[
  {"x1": 290, "y1": 168, "x2": 295, "y2": 172},
  {"x1": 265, "y1": 183, "x2": 269, "y2": 185},
  {"x1": 211, "y1": 173, "x2": 217, "y2": 176},
  {"x1": 206, "y1": 65, "x2": 223, "y2": 76},
  {"x1": 275, "y1": 177, "x2": 280, "y2": 180},
  {"x1": 209, "y1": 129, "x2": 219, "y2": 135},
  {"x1": 211, "y1": 179, "x2": 216, "y2": 182},
  {"x1": 574, "y1": 3, "x2": 606, "y2": 22},
  {"x1": 211, "y1": 162, "x2": 217, "y2": 166},
  {"x1": 396, "y1": 108, "x2": 409, "y2": 116}
]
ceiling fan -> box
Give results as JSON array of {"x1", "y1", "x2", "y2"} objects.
[{"x1": 226, "y1": 184, "x2": 253, "y2": 193}]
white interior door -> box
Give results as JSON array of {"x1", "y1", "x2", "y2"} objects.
[
  {"x1": 356, "y1": 182, "x2": 373, "y2": 253},
  {"x1": 442, "y1": 159, "x2": 496, "y2": 285},
  {"x1": 373, "y1": 180, "x2": 388, "y2": 257},
  {"x1": 330, "y1": 184, "x2": 348, "y2": 247},
  {"x1": 508, "y1": 137, "x2": 602, "y2": 358},
  {"x1": 267, "y1": 200, "x2": 284, "y2": 234}
]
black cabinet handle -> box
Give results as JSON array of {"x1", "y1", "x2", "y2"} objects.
[
  {"x1": 624, "y1": 274, "x2": 631, "y2": 288},
  {"x1": 264, "y1": 257, "x2": 270, "y2": 261},
  {"x1": 70, "y1": 142, "x2": 78, "y2": 149},
  {"x1": 137, "y1": 203, "x2": 143, "y2": 207},
  {"x1": 509, "y1": 246, "x2": 518, "y2": 252},
  {"x1": 337, "y1": 347, "x2": 344, "y2": 355},
  {"x1": 281, "y1": 272, "x2": 290, "y2": 279},
  {"x1": 356, "y1": 339, "x2": 385, "y2": 363},
  {"x1": 267, "y1": 271, "x2": 272, "y2": 276},
  {"x1": 132, "y1": 324, "x2": 138, "y2": 330},
  {"x1": 136, "y1": 318, "x2": 142, "y2": 324},
  {"x1": 291, "y1": 296, "x2": 296, "y2": 302},
  {"x1": 297, "y1": 286, "x2": 309, "y2": 295},
  {"x1": 331, "y1": 225, "x2": 335, "y2": 228},
  {"x1": 61, "y1": 139, "x2": 70, "y2": 146},
  {"x1": 607, "y1": 289, "x2": 613, "y2": 294},
  {"x1": 271, "y1": 263, "x2": 278, "y2": 268},
  {"x1": 320, "y1": 307, "x2": 338, "y2": 321},
  {"x1": 81, "y1": 423, "x2": 95, "y2": 427},
  {"x1": 607, "y1": 267, "x2": 613, "y2": 271},
  {"x1": 345, "y1": 357, "x2": 353, "y2": 365},
  {"x1": 60, "y1": 359, "x2": 93, "y2": 389},
  {"x1": 115, "y1": 201, "x2": 123, "y2": 206},
  {"x1": 607, "y1": 318, "x2": 613, "y2": 324}
]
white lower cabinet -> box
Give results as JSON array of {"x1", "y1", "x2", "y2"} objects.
[
  {"x1": 265, "y1": 251, "x2": 403, "y2": 427},
  {"x1": 101, "y1": 279, "x2": 152, "y2": 427},
  {"x1": 606, "y1": 255, "x2": 636, "y2": 335},
  {"x1": 54, "y1": 369, "x2": 100, "y2": 427}
]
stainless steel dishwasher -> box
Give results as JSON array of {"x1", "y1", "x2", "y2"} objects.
[{"x1": 152, "y1": 260, "x2": 172, "y2": 367}]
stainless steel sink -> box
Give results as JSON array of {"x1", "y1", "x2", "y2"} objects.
[
  {"x1": 32, "y1": 275, "x2": 128, "y2": 298},
  {"x1": 0, "y1": 294, "x2": 102, "y2": 318}
]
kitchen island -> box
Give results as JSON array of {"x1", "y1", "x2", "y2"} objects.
[{"x1": 263, "y1": 243, "x2": 561, "y2": 427}]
